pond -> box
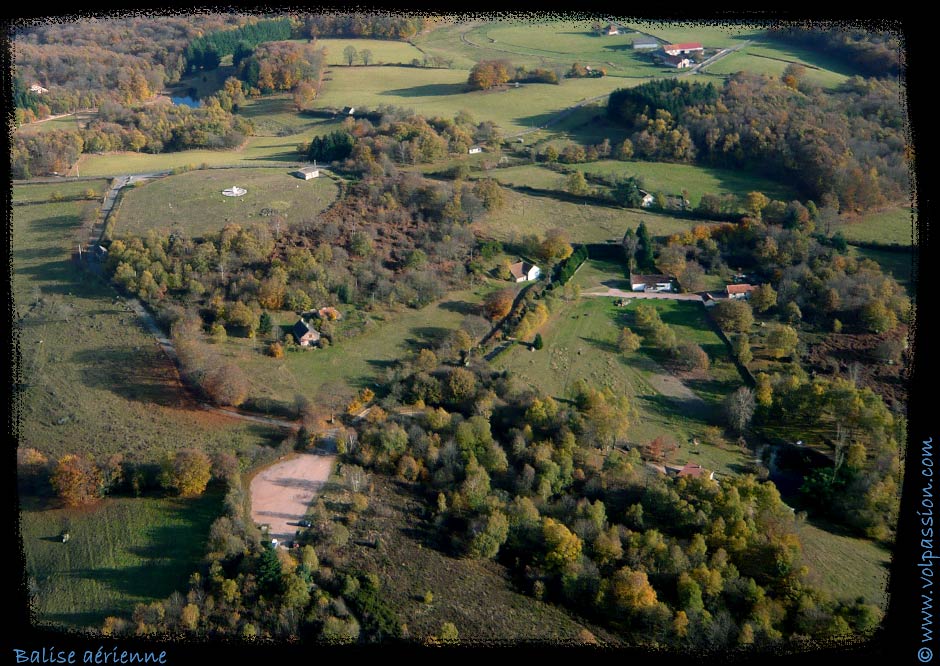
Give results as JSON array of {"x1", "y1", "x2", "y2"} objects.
[{"x1": 171, "y1": 95, "x2": 202, "y2": 108}]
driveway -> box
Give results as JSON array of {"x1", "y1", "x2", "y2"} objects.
[{"x1": 250, "y1": 453, "x2": 336, "y2": 543}]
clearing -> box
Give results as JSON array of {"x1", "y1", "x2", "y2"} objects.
[
  {"x1": 113, "y1": 166, "x2": 339, "y2": 237},
  {"x1": 250, "y1": 453, "x2": 336, "y2": 542},
  {"x1": 20, "y1": 492, "x2": 222, "y2": 630}
]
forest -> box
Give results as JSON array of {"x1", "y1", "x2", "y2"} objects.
[{"x1": 607, "y1": 74, "x2": 908, "y2": 212}]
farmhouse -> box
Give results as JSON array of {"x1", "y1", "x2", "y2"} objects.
[
  {"x1": 664, "y1": 55, "x2": 692, "y2": 69},
  {"x1": 630, "y1": 274, "x2": 674, "y2": 293},
  {"x1": 468, "y1": 146, "x2": 484, "y2": 154},
  {"x1": 663, "y1": 42, "x2": 704, "y2": 56},
  {"x1": 292, "y1": 319, "x2": 321, "y2": 347},
  {"x1": 293, "y1": 166, "x2": 320, "y2": 180},
  {"x1": 726, "y1": 284, "x2": 757, "y2": 300},
  {"x1": 633, "y1": 38, "x2": 660, "y2": 50},
  {"x1": 30, "y1": 83, "x2": 49, "y2": 95},
  {"x1": 605, "y1": 24, "x2": 620, "y2": 35},
  {"x1": 509, "y1": 261, "x2": 540, "y2": 282},
  {"x1": 677, "y1": 462, "x2": 715, "y2": 480},
  {"x1": 639, "y1": 189, "x2": 656, "y2": 208}
]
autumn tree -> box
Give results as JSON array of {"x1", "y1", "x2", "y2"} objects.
[
  {"x1": 539, "y1": 228, "x2": 574, "y2": 263},
  {"x1": 764, "y1": 324, "x2": 799, "y2": 359},
  {"x1": 483, "y1": 289, "x2": 514, "y2": 321},
  {"x1": 51, "y1": 454, "x2": 104, "y2": 507},
  {"x1": 541, "y1": 517, "x2": 582, "y2": 573},
  {"x1": 750, "y1": 284, "x2": 777, "y2": 313},
  {"x1": 343, "y1": 45, "x2": 358, "y2": 66},
  {"x1": 712, "y1": 300, "x2": 754, "y2": 333},
  {"x1": 609, "y1": 567, "x2": 658, "y2": 613},
  {"x1": 202, "y1": 362, "x2": 250, "y2": 407},
  {"x1": 618, "y1": 327, "x2": 641, "y2": 353},
  {"x1": 161, "y1": 449, "x2": 213, "y2": 497}
]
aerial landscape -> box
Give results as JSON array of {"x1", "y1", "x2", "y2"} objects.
[{"x1": 9, "y1": 12, "x2": 915, "y2": 654}]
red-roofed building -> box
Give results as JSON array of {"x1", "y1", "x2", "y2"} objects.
[
  {"x1": 663, "y1": 42, "x2": 704, "y2": 56},
  {"x1": 726, "y1": 284, "x2": 757, "y2": 300},
  {"x1": 677, "y1": 462, "x2": 714, "y2": 480}
]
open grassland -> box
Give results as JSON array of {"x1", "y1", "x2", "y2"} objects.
[
  {"x1": 13, "y1": 179, "x2": 110, "y2": 203},
  {"x1": 114, "y1": 167, "x2": 338, "y2": 237},
  {"x1": 835, "y1": 204, "x2": 915, "y2": 247},
  {"x1": 237, "y1": 94, "x2": 343, "y2": 137},
  {"x1": 622, "y1": 22, "x2": 764, "y2": 48},
  {"x1": 475, "y1": 187, "x2": 721, "y2": 243},
  {"x1": 212, "y1": 284, "x2": 503, "y2": 410},
  {"x1": 313, "y1": 65, "x2": 627, "y2": 133},
  {"x1": 16, "y1": 110, "x2": 98, "y2": 135},
  {"x1": 12, "y1": 200, "x2": 284, "y2": 460},
  {"x1": 21, "y1": 492, "x2": 222, "y2": 629},
  {"x1": 702, "y1": 50, "x2": 849, "y2": 90},
  {"x1": 316, "y1": 38, "x2": 426, "y2": 65},
  {"x1": 73, "y1": 120, "x2": 344, "y2": 177},
  {"x1": 493, "y1": 283, "x2": 745, "y2": 474},
  {"x1": 798, "y1": 519, "x2": 891, "y2": 609},
  {"x1": 572, "y1": 160, "x2": 798, "y2": 206}
]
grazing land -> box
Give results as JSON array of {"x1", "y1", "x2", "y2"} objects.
[
  {"x1": 114, "y1": 167, "x2": 339, "y2": 237},
  {"x1": 12, "y1": 196, "x2": 283, "y2": 460},
  {"x1": 474, "y1": 185, "x2": 721, "y2": 243},
  {"x1": 13, "y1": 179, "x2": 110, "y2": 203},
  {"x1": 702, "y1": 49, "x2": 850, "y2": 89},
  {"x1": 20, "y1": 492, "x2": 222, "y2": 629},
  {"x1": 312, "y1": 65, "x2": 628, "y2": 133},
  {"x1": 316, "y1": 38, "x2": 426, "y2": 66},
  {"x1": 835, "y1": 204, "x2": 914, "y2": 247}
]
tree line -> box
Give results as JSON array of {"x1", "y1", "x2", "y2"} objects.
[{"x1": 184, "y1": 17, "x2": 293, "y2": 72}]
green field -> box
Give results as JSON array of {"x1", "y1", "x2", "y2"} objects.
[
  {"x1": 835, "y1": 204, "x2": 915, "y2": 247},
  {"x1": 312, "y1": 65, "x2": 627, "y2": 133},
  {"x1": 114, "y1": 167, "x2": 338, "y2": 237},
  {"x1": 13, "y1": 179, "x2": 110, "y2": 203},
  {"x1": 623, "y1": 22, "x2": 763, "y2": 48},
  {"x1": 476, "y1": 186, "x2": 721, "y2": 243},
  {"x1": 493, "y1": 279, "x2": 744, "y2": 472},
  {"x1": 12, "y1": 199, "x2": 284, "y2": 460},
  {"x1": 213, "y1": 284, "x2": 504, "y2": 410},
  {"x1": 21, "y1": 493, "x2": 222, "y2": 629},
  {"x1": 851, "y1": 246, "x2": 915, "y2": 296},
  {"x1": 237, "y1": 94, "x2": 343, "y2": 137},
  {"x1": 316, "y1": 38, "x2": 426, "y2": 66},
  {"x1": 572, "y1": 159, "x2": 798, "y2": 206},
  {"x1": 703, "y1": 50, "x2": 849, "y2": 90},
  {"x1": 73, "y1": 119, "x2": 345, "y2": 177},
  {"x1": 798, "y1": 520, "x2": 891, "y2": 609},
  {"x1": 16, "y1": 110, "x2": 98, "y2": 135}
]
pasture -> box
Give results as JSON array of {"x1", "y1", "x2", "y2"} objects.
[
  {"x1": 13, "y1": 179, "x2": 109, "y2": 203},
  {"x1": 493, "y1": 282, "x2": 744, "y2": 472},
  {"x1": 20, "y1": 493, "x2": 222, "y2": 629},
  {"x1": 475, "y1": 185, "x2": 721, "y2": 243},
  {"x1": 113, "y1": 167, "x2": 338, "y2": 237},
  {"x1": 312, "y1": 65, "x2": 627, "y2": 133},
  {"x1": 12, "y1": 197, "x2": 284, "y2": 461},
  {"x1": 835, "y1": 204, "x2": 914, "y2": 247},
  {"x1": 316, "y1": 38, "x2": 426, "y2": 66},
  {"x1": 702, "y1": 49, "x2": 850, "y2": 90}
]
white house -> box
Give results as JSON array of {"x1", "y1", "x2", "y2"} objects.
[
  {"x1": 468, "y1": 146, "x2": 484, "y2": 154},
  {"x1": 605, "y1": 24, "x2": 620, "y2": 35},
  {"x1": 292, "y1": 319, "x2": 321, "y2": 347},
  {"x1": 509, "y1": 261, "x2": 540, "y2": 282},
  {"x1": 663, "y1": 42, "x2": 704, "y2": 56},
  {"x1": 293, "y1": 166, "x2": 320, "y2": 180},
  {"x1": 631, "y1": 274, "x2": 674, "y2": 293},
  {"x1": 29, "y1": 83, "x2": 48, "y2": 95},
  {"x1": 341, "y1": 106, "x2": 355, "y2": 115},
  {"x1": 639, "y1": 190, "x2": 656, "y2": 208}
]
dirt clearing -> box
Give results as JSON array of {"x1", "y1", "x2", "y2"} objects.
[{"x1": 249, "y1": 453, "x2": 336, "y2": 542}]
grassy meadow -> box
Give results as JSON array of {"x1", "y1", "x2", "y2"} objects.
[
  {"x1": 114, "y1": 167, "x2": 338, "y2": 237},
  {"x1": 21, "y1": 493, "x2": 222, "y2": 629},
  {"x1": 12, "y1": 195, "x2": 285, "y2": 461}
]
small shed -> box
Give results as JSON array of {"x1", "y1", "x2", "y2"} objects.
[
  {"x1": 468, "y1": 146, "x2": 484, "y2": 155},
  {"x1": 342, "y1": 106, "x2": 356, "y2": 115},
  {"x1": 294, "y1": 166, "x2": 320, "y2": 180}
]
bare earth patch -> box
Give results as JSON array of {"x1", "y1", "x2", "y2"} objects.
[{"x1": 250, "y1": 453, "x2": 336, "y2": 541}]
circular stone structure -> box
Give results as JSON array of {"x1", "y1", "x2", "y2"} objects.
[{"x1": 222, "y1": 185, "x2": 247, "y2": 197}]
